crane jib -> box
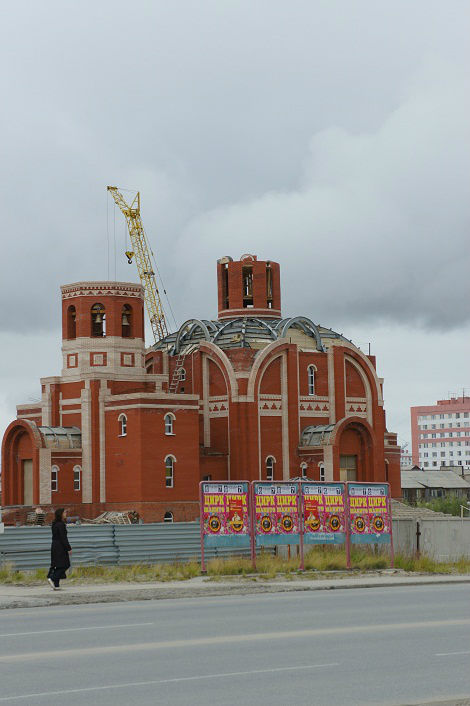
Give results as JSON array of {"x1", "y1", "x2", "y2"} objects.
[{"x1": 107, "y1": 186, "x2": 169, "y2": 343}]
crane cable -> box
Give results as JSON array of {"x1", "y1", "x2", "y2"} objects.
[{"x1": 144, "y1": 228, "x2": 178, "y2": 331}]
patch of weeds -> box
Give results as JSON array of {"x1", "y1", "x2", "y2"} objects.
[{"x1": 1, "y1": 548, "x2": 469, "y2": 586}]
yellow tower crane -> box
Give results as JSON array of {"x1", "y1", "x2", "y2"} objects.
[{"x1": 107, "y1": 186, "x2": 169, "y2": 343}]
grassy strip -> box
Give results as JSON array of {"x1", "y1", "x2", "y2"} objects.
[
  {"x1": 0, "y1": 561, "x2": 201, "y2": 586},
  {"x1": 1, "y1": 548, "x2": 469, "y2": 586},
  {"x1": 206, "y1": 549, "x2": 470, "y2": 579}
]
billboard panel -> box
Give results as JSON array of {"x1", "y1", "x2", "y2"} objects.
[
  {"x1": 253, "y1": 482, "x2": 300, "y2": 546},
  {"x1": 347, "y1": 482, "x2": 392, "y2": 544},
  {"x1": 302, "y1": 482, "x2": 346, "y2": 545},
  {"x1": 201, "y1": 482, "x2": 251, "y2": 548}
]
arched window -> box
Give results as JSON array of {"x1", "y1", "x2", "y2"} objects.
[
  {"x1": 165, "y1": 456, "x2": 175, "y2": 488},
  {"x1": 67, "y1": 305, "x2": 76, "y2": 339},
  {"x1": 300, "y1": 463, "x2": 308, "y2": 479},
  {"x1": 91, "y1": 303, "x2": 106, "y2": 337},
  {"x1": 51, "y1": 465, "x2": 59, "y2": 492},
  {"x1": 319, "y1": 463, "x2": 325, "y2": 482},
  {"x1": 179, "y1": 368, "x2": 186, "y2": 382},
  {"x1": 73, "y1": 465, "x2": 81, "y2": 491},
  {"x1": 118, "y1": 413, "x2": 127, "y2": 436},
  {"x1": 121, "y1": 304, "x2": 132, "y2": 338},
  {"x1": 307, "y1": 365, "x2": 316, "y2": 396},
  {"x1": 164, "y1": 413, "x2": 175, "y2": 435},
  {"x1": 163, "y1": 511, "x2": 174, "y2": 523},
  {"x1": 266, "y1": 456, "x2": 275, "y2": 481}
]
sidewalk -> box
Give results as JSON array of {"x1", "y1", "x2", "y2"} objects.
[{"x1": 1, "y1": 572, "x2": 469, "y2": 610}]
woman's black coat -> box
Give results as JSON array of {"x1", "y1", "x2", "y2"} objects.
[{"x1": 50, "y1": 520, "x2": 71, "y2": 569}]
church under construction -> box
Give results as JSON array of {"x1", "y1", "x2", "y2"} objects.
[{"x1": 1, "y1": 254, "x2": 401, "y2": 523}]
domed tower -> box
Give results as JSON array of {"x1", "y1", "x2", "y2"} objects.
[
  {"x1": 217, "y1": 254, "x2": 281, "y2": 320},
  {"x1": 60, "y1": 281, "x2": 146, "y2": 376}
]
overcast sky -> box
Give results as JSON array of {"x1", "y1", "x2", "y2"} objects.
[{"x1": 1, "y1": 1, "x2": 469, "y2": 448}]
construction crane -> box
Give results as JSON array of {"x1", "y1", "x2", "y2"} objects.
[{"x1": 107, "y1": 186, "x2": 169, "y2": 343}]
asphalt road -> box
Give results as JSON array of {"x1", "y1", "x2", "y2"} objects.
[{"x1": 0, "y1": 584, "x2": 469, "y2": 706}]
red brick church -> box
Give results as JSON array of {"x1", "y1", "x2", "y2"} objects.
[{"x1": 1, "y1": 254, "x2": 401, "y2": 522}]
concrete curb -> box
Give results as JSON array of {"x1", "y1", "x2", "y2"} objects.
[{"x1": 1, "y1": 575, "x2": 469, "y2": 610}]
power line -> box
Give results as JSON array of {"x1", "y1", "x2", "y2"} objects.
[
  {"x1": 113, "y1": 203, "x2": 116, "y2": 280},
  {"x1": 106, "y1": 192, "x2": 110, "y2": 279}
]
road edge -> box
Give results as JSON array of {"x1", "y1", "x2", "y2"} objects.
[{"x1": 1, "y1": 575, "x2": 470, "y2": 610}]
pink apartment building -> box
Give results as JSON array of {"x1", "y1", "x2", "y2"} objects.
[{"x1": 411, "y1": 396, "x2": 470, "y2": 470}]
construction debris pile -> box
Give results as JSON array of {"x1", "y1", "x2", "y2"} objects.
[
  {"x1": 25, "y1": 510, "x2": 46, "y2": 526},
  {"x1": 83, "y1": 511, "x2": 140, "y2": 525}
]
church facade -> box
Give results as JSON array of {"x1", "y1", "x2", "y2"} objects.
[{"x1": 1, "y1": 254, "x2": 401, "y2": 523}]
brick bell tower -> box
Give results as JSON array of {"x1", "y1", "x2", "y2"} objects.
[
  {"x1": 217, "y1": 254, "x2": 281, "y2": 320},
  {"x1": 60, "y1": 281, "x2": 146, "y2": 377}
]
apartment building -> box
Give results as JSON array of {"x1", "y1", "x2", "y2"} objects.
[{"x1": 411, "y1": 396, "x2": 470, "y2": 470}]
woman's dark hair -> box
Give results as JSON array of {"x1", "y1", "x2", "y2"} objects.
[{"x1": 53, "y1": 508, "x2": 65, "y2": 523}]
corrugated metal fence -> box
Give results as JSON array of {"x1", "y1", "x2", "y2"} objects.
[
  {"x1": 0, "y1": 522, "x2": 252, "y2": 571},
  {"x1": 1, "y1": 518, "x2": 469, "y2": 571}
]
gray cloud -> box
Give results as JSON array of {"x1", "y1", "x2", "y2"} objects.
[
  {"x1": 1, "y1": 1, "x2": 468, "y2": 334},
  {"x1": 177, "y1": 58, "x2": 470, "y2": 331},
  {"x1": 1, "y1": 1, "x2": 469, "y2": 441}
]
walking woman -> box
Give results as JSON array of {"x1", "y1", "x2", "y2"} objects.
[{"x1": 47, "y1": 508, "x2": 72, "y2": 590}]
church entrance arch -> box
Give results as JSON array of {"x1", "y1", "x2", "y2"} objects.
[{"x1": 335, "y1": 419, "x2": 375, "y2": 483}]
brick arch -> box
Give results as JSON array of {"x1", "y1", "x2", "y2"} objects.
[
  {"x1": 331, "y1": 416, "x2": 378, "y2": 483},
  {"x1": 198, "y1": 342, "x2": 238, "y2": 400},
  {"x1": 345, "y1": 359, "x2": 365, "y2": 397},
  {"x1": 1, "y1": 420, "x2": 43, "y2": 506},
  {"x1": 246, "y1": 340, "x2": 291, "y2": 401},
  {"x1": 344, "y1": 355, "x2": 373, "y2": 425},
  {"x1": 340, "y1": 344, "x2": 383, "y2": 407},
  {"x1": 198, "y1": 343, "x2": 234, "y2": 474},
  {"x1": 259, "y1": 356, "x2": 282, "y2": 395}
]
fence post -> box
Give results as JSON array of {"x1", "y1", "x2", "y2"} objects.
[
  {"x1": 250, "y1": 482, "x2": 256, "y2": 571},
  {"x1": 199, "y1": 483, "x2": 206, "y2": 574},
  {"x1": 416, "y1": 521, "x2": 421, "y2": 559},
  {"x1": 299, "y1": 488, "x2": 304, "y2": 571},
  {"x1": 345, "y1": 484, "x2": 352, "y2": 570},
  {"x1": 112, "y1": 524, "x2": 117, "y2": 566}
]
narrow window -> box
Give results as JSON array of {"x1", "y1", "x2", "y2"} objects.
[
  {"x1": 242, "y1": 266, "x2": 253, "y2": 307},
  {"x1": 67, "y1": 305, "x2": 76, "y2": 339},
  {"x1": 91, "y1": 303, "x2": 106, "y2": 337},
  {"x1": 121, "y1": 304, "x2": 132, "y2": 337},
  {"x1": 73, "y1": 465, "x2": 81, "y2": 491},
  {"x1": 308, "y1": 366, "x2": 315, "y2": 396},
  {"x1": 163, "y1": 511, "x2": 174, "y2": 523},
  {"x1": 179, "y1": 368, "x2": 186, "y2": 382},
  {"x1": 319, "y1": 463, "x2": 325, "y2": 482},
  {"x1": 266, "y1": 265, "x2": 273, "y2": 308},
  {"x1": 164, "y1": 413, "x2": 174, "y2": 435},
  {"x1": 266, "y1": 456, "x2": 275, "y2": 481},
  {"x1": 119, "y1": 413, "x2": 127, "y2": 436},
  {"x1": 222, "y1": 264, "x2": 229, "y2": 309},
  {"x1": 51, "y1": 465, "x2": 59, "y2": 492},
  {"x1": 300, "y1": 463, "x2": 308, "y2": 479},
  {"x1": 165, "y1": 456, "x2": 174, "y2": 488}
]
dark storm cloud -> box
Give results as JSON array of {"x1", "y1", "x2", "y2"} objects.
[
  {"x1": 178, "y1": 59, "x2": 470, "y2": 331},
  {"x1": 0, "y1": 0, "x2": 469, "y2": 335}
]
